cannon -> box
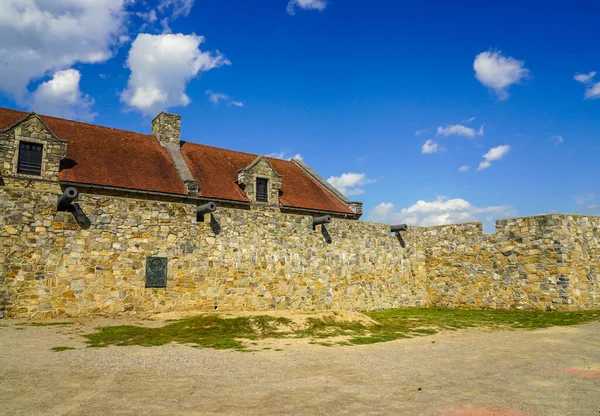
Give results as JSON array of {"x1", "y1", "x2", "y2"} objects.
[
  {"x1": 196, "y1": 202, "x2": 217, "y2": 216},
  {"x1": 57, "y1": 187, "x2": 78, "y2": 211},
  {"x1": 312, "y1": 215, "x2": 332, "y2": 228},
  {"x1": 390, "y1": 224, "x2": 408, "y2": 233}
]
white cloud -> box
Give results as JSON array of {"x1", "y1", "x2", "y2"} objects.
[
  {"x1": 327, "y1": 172, "x2": 375, "y2": 196},
  {"x1": 158, "y1": 0, "x2": 194, "y2": 19},
  {"x1": 415, "y1": 128, "x2": 430, "y2": 136},
  {"x1": 463, "y1": 116, "x2": 476, "y2": 123},
  {"x1": 30, "y1": 69, "x2": 95, "y2": 121},
  {"x1": 207, "y1": 91, "x2": 229, "y2": 104},
  {"x1": 136, "y1": 9, "x2": 158, "y2": 23},
  {"x1": 478, "y1": 145, "x2": 510, "y2": 170},
  {"x1": 287, "y1": 0, "x2": 327, "y2": 15},
  {"x1": 421, "y1": 139, "x2": 440, "y2": 154},
  {"x1": 206, "y1": 90, "x2": 243, "y2": 107},
  {"x1": 573, "y1": 71, "x2": 600, "y2": 99},
  {"x1": 552, "y1": 135, "x2": 564, "y2": 145},
  {"x1": 121, "y1": 33, "x2": 230, "y2": 115},
  {"x1": 0, "y1": 0, "x2": 128, "y2": 100},
  {"x1": 436, "y1": 124, "x2": 484, "y2": 138},
  {"x1": 267, "y1": 151, "x2": 303, "y2": 161},
  {"x1": 574, "y1": 71, "x2": 596, "y2": 84},
  {"x1": 584, "y1": 83, "x2": 600, "y2": 99},
  {"x1": 368, "y1": 197, "x2": 511, "y2": 227},
  {"x1": 268, "y1": 151, "x2": 286, "y2": 159},
  {"x1": 474, "y1": 50, "x2": 529, "y2": 100},
  {"x1": 575, "y1": 193, "x2": 595, "y2": 205},
  {"x1": 458, "y1": 165, "x2": 470, "y2": 172},
  {"x1": 159, "y1": 1, "x2": 193, "y2": 32}
]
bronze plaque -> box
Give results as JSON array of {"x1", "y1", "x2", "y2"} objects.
[{"x1": 146, "y1": 257, "x2": 167, "y2": 288}]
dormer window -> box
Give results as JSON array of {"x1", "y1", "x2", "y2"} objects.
[
  {"x1": 17, "y1": 141, "x2": 43, "y2": 176},
  {"x1": 256, "y1": 178, "x2": 269, "y2": 203}
]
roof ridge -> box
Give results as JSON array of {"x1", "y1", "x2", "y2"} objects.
[
  {"x1": 182, "y1": 141, "x2": 296, "y2": 163},
  {"x1": 0, "y1": 106, "x2": 154, "y2": 138}
]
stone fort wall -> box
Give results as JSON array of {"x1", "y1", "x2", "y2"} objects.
[{"x1": 1, "y1": 181, "x2": 598, "y2": 318}]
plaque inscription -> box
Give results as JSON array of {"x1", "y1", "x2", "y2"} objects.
[{"x1": 146, "y1": 257, "x2": 167, "y2": 288}]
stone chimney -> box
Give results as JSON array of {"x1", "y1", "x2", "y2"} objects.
[{"x1": 152, "y1": 112, "x2": 181, "y2": 145}]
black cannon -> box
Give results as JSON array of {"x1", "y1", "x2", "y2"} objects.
[
  {"x1": 57, "y1": 187, "x2": 78, "y2": 212},
  {"x1": 196, "y1": 202, "x2": 217, "y2": 216},
  {"x1": 390, "y1": 224, "x2": 408, "y2": 233},
  {"x1": 312, "y1": 215, "x2": 332, "y2": 228}
]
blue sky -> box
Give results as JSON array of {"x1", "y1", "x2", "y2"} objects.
[{"x1": 1, "y1": 0, "x2": 599, "y2": 231}]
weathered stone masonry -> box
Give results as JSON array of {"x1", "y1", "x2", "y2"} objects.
[
  {"x1": 1, "y1": 180, "x2": 598, "y2": 318},
  {"x1": 404, "y1": 217, "x2": 599, "y2": 311},
  {"x1": 0, "y1": 182, "x2": 427, "y2": 318}
]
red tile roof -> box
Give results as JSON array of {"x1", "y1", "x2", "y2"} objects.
[
  {"x1": 0, "y1": 107, "x2": 188, "y2": 195},
  {"x1": 0, "y1": 107, "x2": 354, "y2": 214},
  {"x1": 181, "y1": 142, "x2": 353, "y2": 214}
]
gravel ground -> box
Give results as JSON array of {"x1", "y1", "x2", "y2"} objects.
[{"x1": 1, "y1": 314, "x2": 599, "y2": 416}]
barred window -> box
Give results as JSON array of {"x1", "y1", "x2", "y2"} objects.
[
  {"x1": 256, "y1": 178, "x2": 269, "y2": 203},
  {"x1": 17, "y1": 142, "x2": 43, "y2": 176}
]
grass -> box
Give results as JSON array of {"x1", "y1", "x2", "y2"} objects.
[
  {"x1": 85, "y1": 315, "x2": 293, "y2": 351},
  {"x1": 81, "y1": 308, "x2": 600, "y2": 351},
  {"x1": 51, "y1": 346, "x2": 76, "y2": 352}
]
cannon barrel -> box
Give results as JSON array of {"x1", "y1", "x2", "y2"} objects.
[
  {"x1": 390, "y1": 224, "x2": 408, "y2": 233},
  {"x1": 196, "y1": 202, "x2": 217, "y2": 215},
  {"x1": 312, "y1": 215, "x2": 332, "y2": 227},
  {"x1": 57, "y1": 187, "x2": 79, "y2": 211}
]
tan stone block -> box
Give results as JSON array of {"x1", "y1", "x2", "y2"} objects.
[{"x1": 5, "y1": 225, "x2": 18, "y2": 234}]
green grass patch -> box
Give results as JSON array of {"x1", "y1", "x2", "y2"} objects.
[
  {"x1": 85, "y1": 315, "x2": 293, "y2": 351},
  {"x1": 51, "y1": 346, "x2": 76, "y2": 352},
  {"x1": 82, "y1": 309, "x2": 600, "y2": 351},
  {"x1": 365, "y1": 308, "x2": 600, "y2": 332}
]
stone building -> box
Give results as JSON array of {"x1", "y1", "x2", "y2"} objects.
[{"x1": 0, "y1": 106, "x2": 598, "y2": 318}]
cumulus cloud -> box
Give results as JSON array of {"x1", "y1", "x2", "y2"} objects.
[
  {"x1": 121, "y1": 33, "x2": 230, "y2": 115},
  {"x1": 327, "y1": 173, "x2": 375, "y2": 196},
  {"x1": 458, "y1": 165, "x2": 471, "y2": 172},
  {"x1": 421, "y1": 139, "x2": 440, "y2": 154},
  {"x1": 287, "y1": 0, "x2": 327, "y2": 15},
  {"x1": 367, "y1": 197, "x2": 511, "y2": 227},
  {"x1": 206, "y1": 90, "x2": 244, "y2": 107},
  {"x1": 436, "y1": 124, "x2": 484, "y2": 138},
  {"x1": 474, "y1": 50, "x2": 529, "y2": 100},
  {"x1": 478, "y1": 145, "x2": 510, "y2": 170},
  {"x1": 0, "y1": 0, "x2": 128, "y2": 100},
  {"x1": 573, "y1": 71, "x2": 600, "y2": 99},
  {"x1": 29, "y1": 69, "x2": 95, "y2": 121},
  {"x1": 267, "y1": 151, "x2": 303, "y2": 161}
]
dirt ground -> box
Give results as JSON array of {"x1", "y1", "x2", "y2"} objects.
[{"x1": 1, "y1": 312, "x2": 599, "y2": 416}]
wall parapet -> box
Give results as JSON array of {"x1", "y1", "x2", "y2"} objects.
[{"x1": 404, "y1": 214, "x2": 599, "y2": 311}]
